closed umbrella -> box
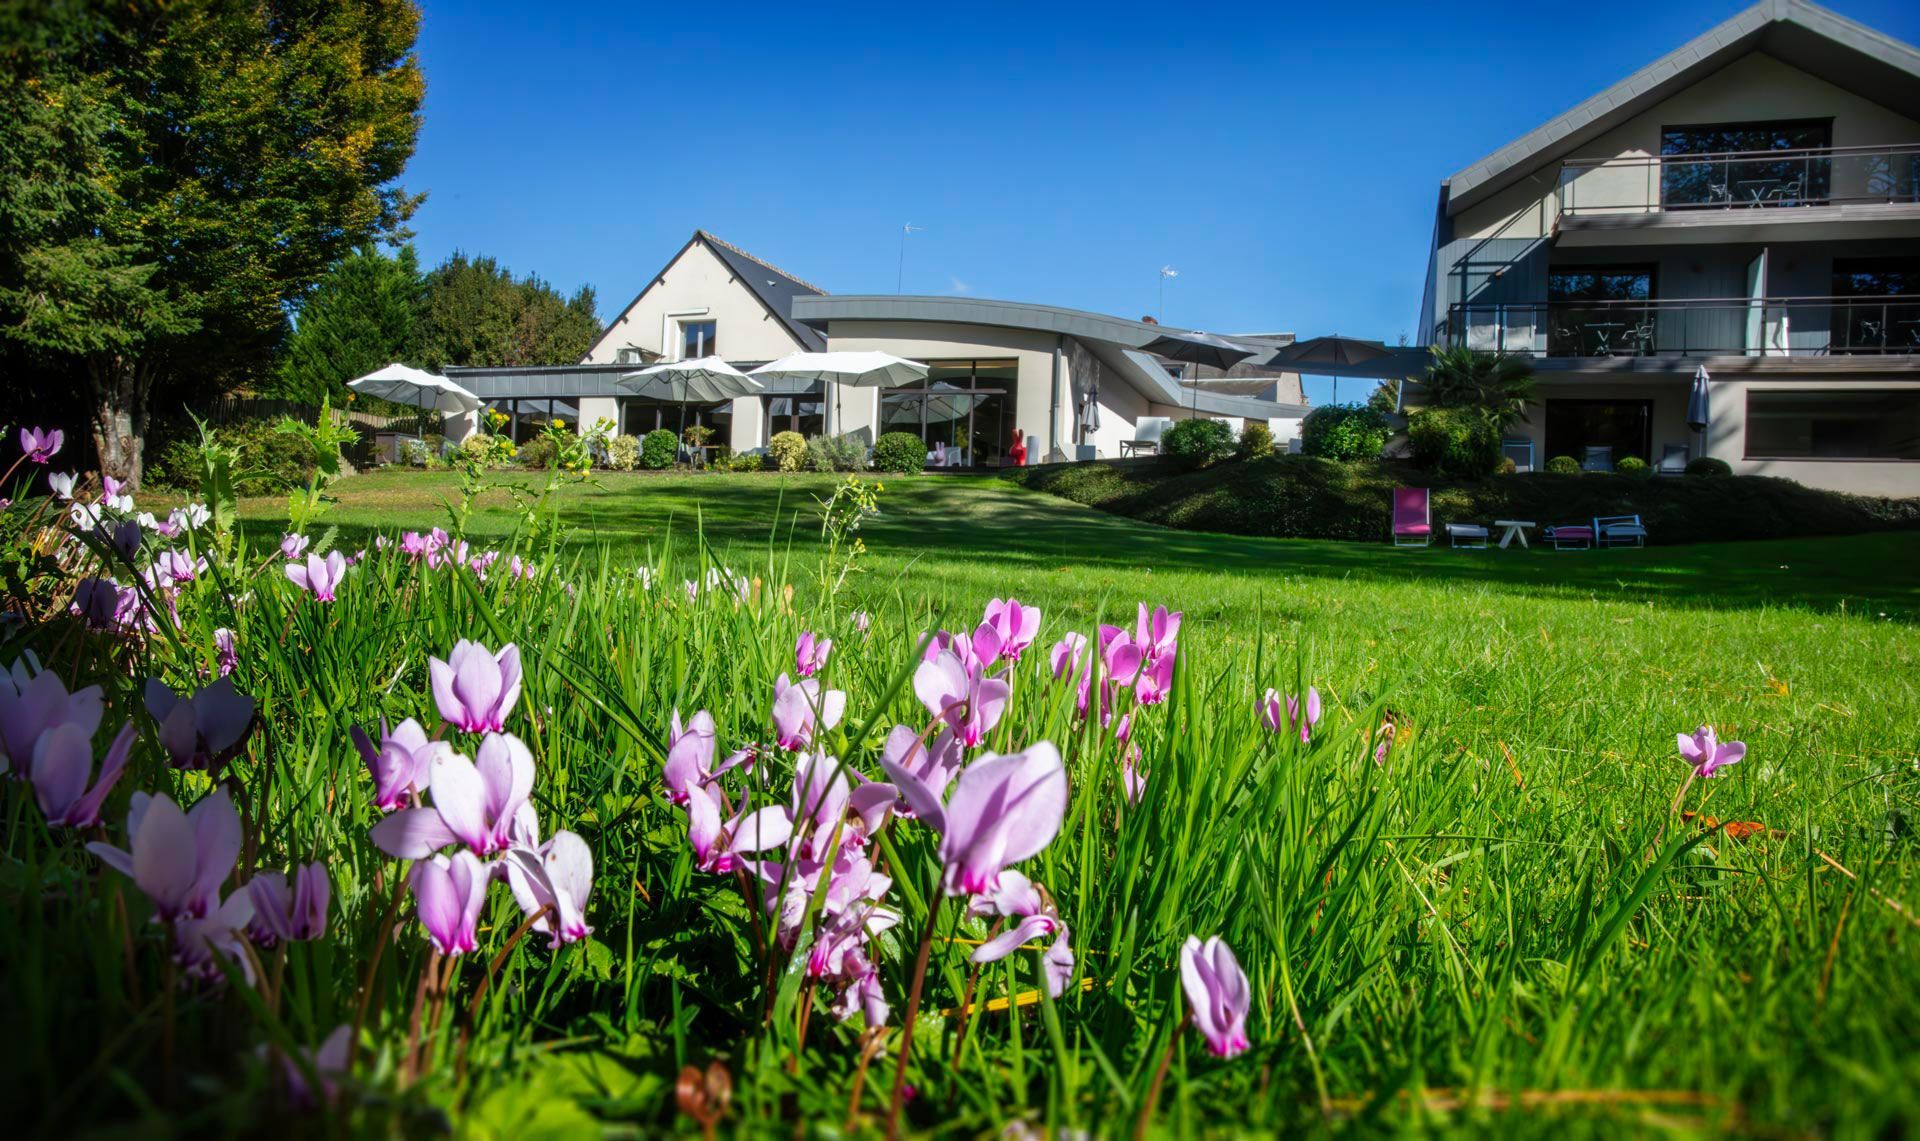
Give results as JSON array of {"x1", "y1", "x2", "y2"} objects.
[
  {"x1": 1140, "y1": 331, "x2": 1258, "y2": 417},
  {"x1": 751, "y1": 351, "x2": 929, "y2": 435},
  {"x1": 617, "y1": 356, "x2": 764, "y2": 453},
  {"x1": 1686, "y1": 365, "x2": 1711, "y2": 432}
]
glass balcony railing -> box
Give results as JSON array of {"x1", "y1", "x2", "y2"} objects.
[
  {"x1": 1445, "y1": 295, "x2": 1920, "y2": 358},
  {"x1": 1557, "y1": 144, "x2": 1920, "y2": 216}
]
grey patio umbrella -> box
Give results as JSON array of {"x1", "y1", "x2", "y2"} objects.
[
  {"x1": 1686, "y1": 364, "x2": 1711, "y2": 432},
  {"x1": 1141, "y1": 330, "x2": 1258, "y2": 416},
  {"x1": 617, "y1": 356, "x2": 764, "y2": 445},
  {"x1": 1276, "y1": 335, "x2": 1394, "y2": 408}
]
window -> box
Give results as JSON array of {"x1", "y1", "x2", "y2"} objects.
[
  {"x1": 1831, "y1": 258, "x2": 1920, "y2": 353},
  {"x1": 1660, "y1": 119, "x2": 1832, "y2": 208},
  {"x1": 1547, "y1": 266, "x2": 1656, "y2": 357},
  {"x1": 880, "y1": 359, "x2": 1020, "y2": 467},
  {"x1": 762, "y1": 383, "x2": 825, "y2": 443},
  {"x1": 1544, "y1": 399, "x2": 1652, "y2": 466},
  {"x1": 1746, "y1": 390, "x2": 1920, "y2": 459},
  {"x1": 621, "y1": 398, "x2": 731, "y2": 441},
  {"x1": 482, "y1": 398, "x2": 581, "y2": 443},
  {"x1": 680, "y1": 320, "x2": 717, "y2": 360}
]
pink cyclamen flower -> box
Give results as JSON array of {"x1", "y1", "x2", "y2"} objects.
[
  {"x1": 0, "y1": 660, "x2": 104, "y2": 778},
  {"x1": 771, "y1": 672, "x2": 846, "y2": 752},
  {"x1": 929, "y1": 743, "x2": 1067, "y2": 896},
  {"x1": 662, "y1": 709, "x2": 717, "y2": 804},
  {"x1": 48, "y1": 472, "x2": 76, "y2": 500},
  {"x1": 429, "y1": 640, "x2": 523, "y2": 733},
  {"x1": 173, "y1": 889, "x2": 259, "y2": 985},
  {"x1": 851, "y1": 610, "x2": 871, "y2": 636},
  {"x1": 87, "y1": 789, "x2": 242, "y2": 923},
  {"x1": 399, "y1": 531, "x2": 429, "y2": 561},
  {"x1": 246, "y1": 862, "x2": 331, "y2": 945},
  {"x1": 968, "y1": 869, "x2": 1075, "y2": 997},
  {"x1": 913, "y1": 648, "x2": 1011, "y2": 748},
  {"x1": 1258, "y1": 689, "x2": 1286, "y2": 734},
  {"x1": 145, "y1": 676, "x2": 256, "y2": 771},
  {"x1": 408, "y1": 849, "x2": 489, "y2": 955},
  {"x1": 99, "y1": 518, "x2": 141, "y2": 561},
  {"x1": 369, "y1": 732, "x2": 536, "y2": 858},
  {"x1": 878, "y1": 723, "x2": 963, "y2": 817},
  {"x1": 505, "y1": 829, "x2": 596, "y2": 947},
  {"x1": 280, "y1": 533, "x2": 310, "y2": 561},
  {"x1": 980, "y1": 598, "x2": 1042, "y2": 662},
  {"x1": 155, "y1": 548, "x2": 202, "y2": 586},
  {"x1": 279, "y1": 1024, "x2": 352, "y2": 1111},
  {"x1": 1679, "y1": 725, "x2": 1745, "y2": 778},
  {"x1": 795, "y1": 631, "x2": 833, "y2": 678},
  {"x1": 1136, "y1": 603, "x2": 1183, "y2": 661},
  {"x1": 1286, "y1": 687, "x2": 1322, "y2": 743},
  {"x1": 19, "y1": 427, "x2": 62, "y2": 463},
  {"x1": 213, "y1": 628, "x2": 238, "y2": 676},
  {"x1": 31, "y1": 721, "x2": 135, "y2": 828},
  {"x1": 1049, "y1": 632, "x2": 1087, "y2": 680},
  {"x1": 1122, "y1": 754, "x2": 1147, "y2": 807},
  {"x1": 1180, "y1": 935, "x2": 1252, "y2": 1059},
  {"x1": 686, "y1": 783, "x2": 793, "y2": 875},
  {"x1": 72, "y1": 577, "x2": 124, "y2": 630},
  {"x1": 285, "y1": 551, "x2": 347, "y2": 602},
  {"x1": 351, "y1": 717, "x2": 443, "y2": 813}
]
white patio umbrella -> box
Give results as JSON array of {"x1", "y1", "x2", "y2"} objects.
[
  {"x1": 616, "y1": 356, "x2": 764, "y2": 444},
  {"x1": 751, "y1": 351, "x2": 929, "y2": 435},
  {"x1": 347, "y1": 363, "x2": 480, "y2": 418}
]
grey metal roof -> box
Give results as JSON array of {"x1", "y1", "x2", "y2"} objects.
[
  {"x1": 793, "y1": 295, "x2": 1305, "y2": 418},
  {"x1": 699, "y1": 231, "x2": 828, "y2": 351},
  {"x1": 1445, "y1": 0, "x2": 1920, "y2": 215}
]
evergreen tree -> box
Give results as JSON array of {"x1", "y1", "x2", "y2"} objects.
[
  {"x1": 417, "y1": 252, "x2": 600, "y2": 368},
  {"x1": 271, "y1": 245, "x2": 423, "y2": 404}
]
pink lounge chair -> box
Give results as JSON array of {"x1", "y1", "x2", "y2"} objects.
[{"x1": 1392, "y1": 487, "x2": 1431, "y2": 547}]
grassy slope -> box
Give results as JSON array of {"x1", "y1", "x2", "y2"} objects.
[{"x1": 78, "y1": 467, "x2": 1913, "y2": 1133}]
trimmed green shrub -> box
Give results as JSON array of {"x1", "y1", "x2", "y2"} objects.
[
  {"x1": 1545, "y1": 455, "x2": 1580, "y2": 475},
  {"x1": 806, "y1": 433, "x2": 867, "y2": 473},
  {"x1": 1686, "y1": 456, "x2": 1733, "y2": 477},
  {"x1": 872, "y1": 432, "x2": 927, "y2": 474},
  {"x1": 1301, "y1": 405, "x2": 1392, "y2": 461},
  {"x1": 769, "y1": 431, "x2": 807, "y2": 473},
  {"x1": 1405, "y1": 407, "x2": 1501, "y2": 478},
  {"x1": 606, "y1": 435, "x2": 641, "y2": 471},
  {"x1": 516, "y1": 436, "x2": 556, "y2": 470},
  {"x1": 1615, "y1": 455, "x2": 1650, "y2": 477},
  {"x1": 1162, "y1": 418, "x2": 1236, "y2": 469},
  {"x1": 1236, "y1": 421, "x2": 1275, "y2": 460},
  {"x1": 640, "y1": 429, "x2": 678, "y2": 470},
  {"x1": 728, "y1": 451, "x2": 767, "y2": 472},
  {"x1": 1498, "y1": 457, "x2": 1517, "y2": 475}
]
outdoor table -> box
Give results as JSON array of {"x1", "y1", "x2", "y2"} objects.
[
  {"x1": 1585, "y1": 322, "x2": 1623, "y2": 356},
  {"x1": 1494, "y1": 520, "x2": 1537, "y2": 549},
  {"x1": 1737, "y1": 178, "x2": 1783, "y2": 203}
]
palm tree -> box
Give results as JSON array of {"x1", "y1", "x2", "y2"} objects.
[{"x1": 1418, "y1": 346, "x2": 1537, "y2": 430}]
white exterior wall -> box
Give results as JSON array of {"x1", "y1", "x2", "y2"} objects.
[
  {"x1": 582, "y1": 240, "x2": 808, "y2": 365},
  {"x1": 577, "y1": 397, "x2": 618, "y2": 435},
  {"x1": 1708, "y1": 379, "x2": 1919, "y2": 496}
]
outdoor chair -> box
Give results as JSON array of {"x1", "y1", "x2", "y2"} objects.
[
  {"x1": 1119, "y1": 417, "x2": 1169, "y2": 458},
  {"x1": 1445, "y1": 522, "x2": 1490, "y2": 548},
  {"x1": 1581, "y1": 446, "x2": 1613, "y2": 472},
  {"x1": 1545, "y1": 524, "x2": 1595, "y2": 551},
  {"x1": 1594, "y1": 514, "x2": 1648, "y2": 548},
  {"x1": 1656, "y1": 444, "x2": 1689, "y2": 474},
  {"x1": 1391, "y1": 487, "x2": 1431, "y2": 547},
  {"x1": 1623, "y1": 319, "x2": 1657, "y2": 355}
]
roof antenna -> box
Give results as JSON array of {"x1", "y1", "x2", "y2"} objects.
[
  {"x1": 1158, "y1": 265, "x2": 1179, "y2": 322},
  {"x1": 898, "y1": 223, "x2": 923, "y2": 294}
]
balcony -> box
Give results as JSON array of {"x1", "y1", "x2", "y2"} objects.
[
  {"x1": 1548, "y1": 145, "x2": 1920, "y2": 246},
  {"x1": 1446, "y1": 294, "x2": 1920, "y2": 359}
]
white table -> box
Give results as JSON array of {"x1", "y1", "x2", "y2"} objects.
[{"x1": 1494, "y1": 520, "x2": 1537, "y2": 549}]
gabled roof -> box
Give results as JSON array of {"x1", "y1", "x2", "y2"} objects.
[
  {"x1": 1446, "y1": 0, "x2": 1920, "y2": 215},
  {"x1": 581, "y1": 230, "x2": 827, "y2": 361}
]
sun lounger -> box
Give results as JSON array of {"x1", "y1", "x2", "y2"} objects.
[
  {"x1": 1594, "y1": 514, "x2": 1648, "y2": 547},
  {"x1": 1545, "y1": 524, "x2": 1594, "y2": 550},
  {"x1": 1445, "y1": 522, "x2": 1490, "y2": 548},
  {"x1": 1392, "y1": 487, "x2": 1431, "y2": 547}
]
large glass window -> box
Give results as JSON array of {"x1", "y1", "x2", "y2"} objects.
[
  {"x1": 621, "y1": 397, "x2": 732, "y2": 441},
  {"x1": 1746, "y1": 390, "x2": 1920, "y2": 459},
  {"x1": 880, "y1": 359, "x2": 1019, "y2": 467},
  {"x1": 680, "y1": 320, "x2": 717, "y2": 360},
  {"x1": 762, "y1": 384, "x2": 825, "y2": 443},
  {"x1": 1661, "y1": 119, "x2": 1832, "y2": 208},
  {"x1": 1544, "y1": 399, "x2": 1652, "y2": 467},
  {"x1": 1547, "y1": 266, "x2": 1656, "y2": 357},
  {"x1": 1832, "y1": 258, "x2": 1920, "y2": 353}
]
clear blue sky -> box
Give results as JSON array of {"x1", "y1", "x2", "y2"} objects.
[{"x1": 405, "y1": 0, "x2": 1920, "y2": 404}]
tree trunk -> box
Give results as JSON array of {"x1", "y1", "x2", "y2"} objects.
[{"x1": 87, "y1": 353, "x2": 148, "y2": 490}]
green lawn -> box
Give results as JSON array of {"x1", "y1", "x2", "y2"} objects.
[{"x1": 28, "y1": 465, "x2": 1916, "y2": 1134}]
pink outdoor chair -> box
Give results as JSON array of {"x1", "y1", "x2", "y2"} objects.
[{"x1": 1392, "y1": 487, "x2": 1431, "y2": 547}]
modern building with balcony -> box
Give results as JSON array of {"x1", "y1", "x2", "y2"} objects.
[{"x1": 1417, "y1": 0, "x2": 1920, "y2": 495}]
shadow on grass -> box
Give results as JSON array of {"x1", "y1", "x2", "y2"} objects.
[{"x1": 251, "y1": 471, "x2": 1920, "y2": 621}]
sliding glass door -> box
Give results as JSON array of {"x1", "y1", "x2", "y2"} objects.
[{"x1": 880, "y1": 359, "x2": 1018, "y2": 467}]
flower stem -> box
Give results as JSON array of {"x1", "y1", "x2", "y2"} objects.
[
  {"x1": 456, "y1": 904, "x2": 550, "y2": 1084},
  {"x1": 349, "y1": 872, "x2": 410, "y2": 1074},
  {"x1": 885, "y1": 895, "x2": 944, "y2": 1140},
  {"x1": 1136, "y1": 1013, "x2": 1183, "y2": 1141}
]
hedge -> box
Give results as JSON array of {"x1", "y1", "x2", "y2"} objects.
[{"x1": 1005, "y1": 455, "x2": 1920, "y2": 544}]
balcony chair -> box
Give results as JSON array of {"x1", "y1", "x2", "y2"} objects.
[
  {"x1": 1581, "y1": 446, "x2": 1613, "y2": 472},
  {"x1": 1656, "y1": 444, "x2": 1689, "y2": 474},
  {"x1": 1391, "y1": 487, "x2": 1431, "y2": 547},
  {"x1": 1622, "y1": 319, "x2": 1657, "y2": 356},
  {"x1": 1594, "y1": 514, "x2": 1649, "y2": 548},
  {"x1": 1119, "y1": 417, "x2": 1169, "y2": 458}
]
